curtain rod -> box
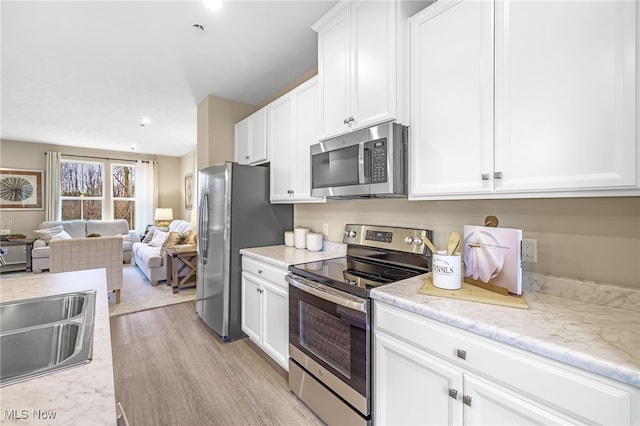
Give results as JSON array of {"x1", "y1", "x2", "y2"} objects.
[{"x1": 44, "y1": 152, "x2": 149, "y2": 163}]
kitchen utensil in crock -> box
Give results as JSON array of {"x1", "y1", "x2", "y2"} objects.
[
  {"x1": 423, "y1": 236, "x2": 438, "y2": 255},
  {"x1": 446, "y1": 232, "x2": 461, "y2": 256}
]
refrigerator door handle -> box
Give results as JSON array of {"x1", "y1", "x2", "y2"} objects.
[{"x1": 200, "y1": 192, "x2": 209, "y2": 264}]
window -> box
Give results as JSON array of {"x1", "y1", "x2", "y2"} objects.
[
  {"x1": 112, "y1": 163, "x2": 135, "y2": 226},
  {"x1": 61, "y1": 159, "x2": 136, "y2": 229},
  {"x1": 61, "y1": 160, "x2": 104, "y2": 221}
]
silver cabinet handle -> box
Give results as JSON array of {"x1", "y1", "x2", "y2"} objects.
[
  {"x1": 494, "y1": 171, "x2": 503, "y2": 180},
  {"x1": 463, "y1": 395, "x2": 472, "y2": 406},
  {"x1": 481, "y1": 173, "x2": 490, "y2": 181},
  {"x1": 456, "y1": 349, "x2": 467, "y2": 360},
  {"x1": 448, "y1": 388, "x2": 458, "y2": 399}
]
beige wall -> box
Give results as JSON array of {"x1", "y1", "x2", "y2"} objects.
[
  {"x1": 0, "y1": 139, "x2": 182, "y2": 233},
  {"x1": 295, "y1": 197, "x2": 640, "y2": 289},
  {"x1": 196, "y1": 95, "x2": 256, "y2": 170}
]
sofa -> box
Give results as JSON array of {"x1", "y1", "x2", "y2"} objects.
[
  {"x1": 49, "y1": 236, "x2": 124, "y2": 303},
  {"x1": 32, "y1": 219, "x2": 134, "y2": 272},
  {"x1": 132, "y1": 220, "x2": 194, "y2": 285}
]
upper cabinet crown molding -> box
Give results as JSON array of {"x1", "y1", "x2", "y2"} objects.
[
  {"x1": 409, "y1": 0, "x2": 639, "y2": 200},
  {"x1": 313, "y1": 0, "x2": 431, "y2": 141}
]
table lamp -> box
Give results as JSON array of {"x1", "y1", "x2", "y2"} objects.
[{"x1": 155, "y1": 208, "x2": 173, "y2": 227}]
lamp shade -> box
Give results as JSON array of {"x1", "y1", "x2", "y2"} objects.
[{"x1": 155, "y1": 208, "x2": 173, "y2": 223}]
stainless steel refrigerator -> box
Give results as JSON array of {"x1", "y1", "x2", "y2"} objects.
[{"x1": 195, "y1": 162, "x2": 292, "y2": 341}]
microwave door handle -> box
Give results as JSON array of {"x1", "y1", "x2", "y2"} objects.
[{"x1": 358, "y1": 142, "x2": 370, "y2": 184}]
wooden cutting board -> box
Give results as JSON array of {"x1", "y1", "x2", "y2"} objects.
[{"x1": 419, "y1": 275, "x2": 529, "y2": 310}]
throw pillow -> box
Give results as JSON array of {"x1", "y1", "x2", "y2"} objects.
[
  {"x1": 148, "y1": 229, "x2": 169, "y2": 247},
  {"x1": 141, "y1": 228, "x2": 155, "y2": 244},
  {"x1": 50, "y1": 230, "x2": 72, "y2": 241},
  {"x1": 159, "y1": 231, "x2": 190, "y2": 257},
  {"x1": 33, "y1": 225, "x2": 64, "y2": 244}
]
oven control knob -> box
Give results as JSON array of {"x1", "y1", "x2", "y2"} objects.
[
  {"x1": 414, "y1": 237, "x2": 424, "y2": 246},
  {"x1": 345, "y1": 230, "x2": 357, "y2": 238},
  {"x1": 404, "y1": 236, "x2": 414, "y2": 245}
]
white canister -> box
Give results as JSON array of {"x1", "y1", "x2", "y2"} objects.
[
  {"x1": 294, "y1": 227, "x2": 310, "y2": 249},
  {"x1": 306, "y1": 232, "x2": 323, "y2": 252},
  {"x1": 284, "y1": 231, "x2": 294, "y2": 247},
  {"x1": 432, "y1": 250, "x2": 462, "y2": 290}
]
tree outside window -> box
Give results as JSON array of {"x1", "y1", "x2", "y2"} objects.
[
  {"x1": 112, "y1": 164, "x2": 135, "y2": 228},
  {"x1": 60, "y1": 160, "x2": 136, "y2": 229},
  {"x1": 61, "y1": 161, "x2": 104, "y2": 220}
]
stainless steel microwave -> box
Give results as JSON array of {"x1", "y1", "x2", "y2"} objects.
[{"x1": 310, "y1": 122, "x2": 408, "y2": 199}]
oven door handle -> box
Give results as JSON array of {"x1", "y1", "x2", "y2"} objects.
[{"x1": 286, "y1": 275, "x2": 368, "y2": 313}]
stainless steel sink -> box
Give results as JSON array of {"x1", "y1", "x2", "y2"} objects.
[
  {"x1": 1, "y1": 293, "x2": 86, "y2": 332},
  {"x1": 0, "y1": 290, "x2": 96, "y2": 387}
]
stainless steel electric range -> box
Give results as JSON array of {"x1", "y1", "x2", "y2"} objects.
[{"x1": 286, "y1": 224, "x2": 433, "y2": 425}]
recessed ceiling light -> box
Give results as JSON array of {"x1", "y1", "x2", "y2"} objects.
[
  {"x1": 139, "y1": 117, "x2": 151, "y2": 127},
  {"x1": 203, "y1": 0, "x2": 223, "y2": 11}
]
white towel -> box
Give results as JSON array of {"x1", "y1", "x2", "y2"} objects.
[{"x1": 464, "y1": 229, "x2": 504, "y2": 282}]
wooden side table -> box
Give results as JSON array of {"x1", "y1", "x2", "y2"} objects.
[{"x1": 165, "y1": 247, "x2": 197, "y2": 294}]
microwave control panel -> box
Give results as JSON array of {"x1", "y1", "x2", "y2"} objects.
[{"x1": 370, "y1": 140, "x2": 387, "y2": 183}]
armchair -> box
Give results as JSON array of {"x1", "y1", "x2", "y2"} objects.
[{"x1": 49, "y1": 236, "x2": 124, "y2": 304}]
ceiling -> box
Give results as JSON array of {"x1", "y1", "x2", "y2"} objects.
[{"x1": 1, "y1": 0, "x2": 337, "y2": 157}]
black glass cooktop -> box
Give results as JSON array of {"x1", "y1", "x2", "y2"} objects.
[{"x1": 289, "y1": 256, "x2": 426, "y2": 298}]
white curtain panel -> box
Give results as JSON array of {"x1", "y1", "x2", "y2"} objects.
[
  {"x1": 135, "y1": 160, "x2": 158, "y2": 234},
  {"x1": 45, "y1": 151, "x2": 62, "y2": 221}
]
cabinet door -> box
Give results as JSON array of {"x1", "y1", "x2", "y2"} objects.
[
  {"x1": 409, "y1": 0, "x2": 494, "y2": 198},
  {"x1": 248, "y1": 108, "x2": 268, "y2": 165},
  {"x1": 234, "y1": 119, "x2": 250, "y2": 165},
  {"x1": 269, "y1": 96, "x2": 293, "y2": 202},
  {"x1": 261, "y1": 281, "x2": 288, "y2": 370},
  {"x1": 375, "y1": 332, "x2": 463, "y2": 426},
  {"x1": 494, "y1": 0, "x2": 637, "y2": 193},
  {"x1": 352, "y1": 0, "x2": 396, "y2": 130},
  {"x1": 241, "y1": 272, "x2": 262, "y2": 343},
  {"x1": 318, "y1": 5, "x2": 351, "y2": 139},
  {"x1": 291, "y1": 77, "x2": 323, "y2": 202},
  {"x1": 463, "y1": 375, "x2": 572, "y2": 425}
]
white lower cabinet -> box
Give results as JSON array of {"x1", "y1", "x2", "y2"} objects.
[
  {"x1": 373, "y1": 302, "x2": 638, "y2": 425},
  {"x1": 241, "y1": 256, "x2": 289, "y2": 370}
]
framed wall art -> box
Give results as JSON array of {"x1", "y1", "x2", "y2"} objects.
[
  {"x1": 0, "y1": 169, "x2": 44, "y2": 210},
  {"x1": 184, "y1": 173, "x2": 193, "y2": 210}
]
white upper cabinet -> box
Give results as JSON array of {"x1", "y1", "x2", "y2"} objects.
[
  {"x1": 409, "y1": 0, "x2": 494, "y2": 197},
  {"x1": 409, "y1": 0, "x2": 639, "y2": 200},
  {"x1": 494, "y1": 0, "x2": 637, "y2": 194},
  {"x1": 269, "y1": 77, "x2": 325, "y2": 203},
  {"x1": 313, "y1": 0, "x2": 428, "y2": 140},
  {"x1": 234, "y1": 107, "x2": 268, "y2": 166}
]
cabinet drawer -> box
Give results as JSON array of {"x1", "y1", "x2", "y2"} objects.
[
  {"x1": 242, "y1": 257, "x2": 288, "y2": 289},
  {"x1": 374, "y1": 302, "x2": 636, "y2": 425}
]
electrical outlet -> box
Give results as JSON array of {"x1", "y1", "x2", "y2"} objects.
[
  {"x1": 522, "y1": 238, "x2": 538, "y2": 263},
  {"x1": 322, "y1": 224, "x2": 329, "y2": 238}
]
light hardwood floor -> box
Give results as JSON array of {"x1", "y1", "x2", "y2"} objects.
[{"x1": 110, "y1": 301, "x2": 324, "y2": 426}]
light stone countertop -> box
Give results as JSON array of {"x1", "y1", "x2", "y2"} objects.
[
  {"x1": 239, "y1": 241, "x2": 347, "y2": 269},
  {"x1": 370, "y1": 273, "x2": 640, "y2": 388},
  {"x1": 0, "y1": 269, "x2": 116, "y2": 425}
]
